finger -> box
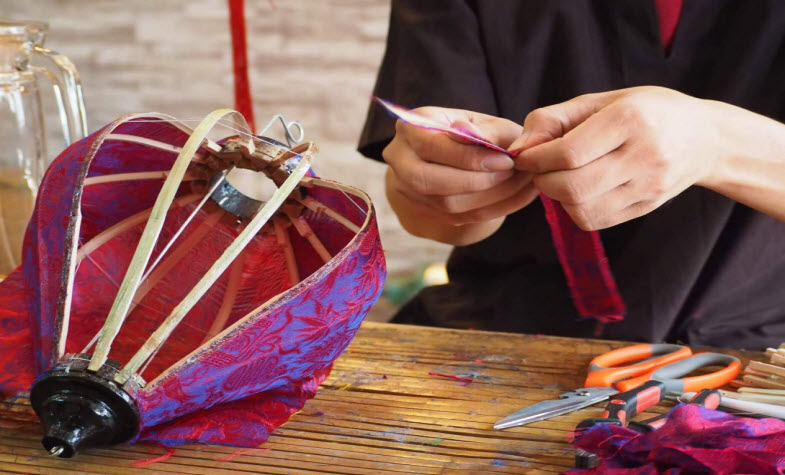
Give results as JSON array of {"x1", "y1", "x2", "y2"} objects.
[
  {"x1": 397, "y1": 119, "x2": 514, "y2": 172},
  {"x1": 514, "y1": 102, "x2": 632, "y2": 174},
  {"x1": 397, "y1": 172, "x2": 532, "y2": 214},
  {"x1": 561, "y1": 179, "x2": 664, "y2": 230},
  {"x1": 508, "y1": 90, "x2": 627, "y2": 154},
  {"x1": 532, "y1": 148, "x2": 632, "y2": 205},
  {"x1": 446, "y1": 181, "x2": 540, "y2": 225},
  {"x1": 414, "y1": 106, "x2": 524, "y2": 149},
  {"x1": 383, "y1": 136, "x2": 514, "y2": 195}
]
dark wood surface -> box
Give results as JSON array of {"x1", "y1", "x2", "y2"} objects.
[{"x1": 0, "y1": 322, "x2": 752, "y2": 474}]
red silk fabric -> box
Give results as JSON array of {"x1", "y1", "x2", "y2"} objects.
[
  {"x1": 655, "y1": 0, "x2": 684, "y2": 50},
  {"x1": 539, "y1": 197, "x2": 626, "y2": 324},
  {"x1": 573, "y1": 403, "x2": 785, "y2": 473}
]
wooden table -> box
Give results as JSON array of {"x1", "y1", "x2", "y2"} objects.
[{"x1": 0, "y1": 322, "x2": 751, "y2": 474}]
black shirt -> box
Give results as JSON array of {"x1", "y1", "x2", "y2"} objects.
[{"x1": 358, "y1": 0, "x2": 785, "y2": 350}]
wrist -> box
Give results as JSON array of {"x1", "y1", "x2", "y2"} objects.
[
  {"x1": 696, "y1": 100, "x2": 754, "y2": 191},
  {"x1": 695, "y1": 100, "x2": 785, "y2": 222}
]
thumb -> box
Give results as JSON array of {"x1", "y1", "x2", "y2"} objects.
[{"x1": 508, "y1": 90, "x2": 624, "y2": 156}]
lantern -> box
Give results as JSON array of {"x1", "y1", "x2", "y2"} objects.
[{"x1": 0, "y1": 109, "x2": 386, "y2": 457}]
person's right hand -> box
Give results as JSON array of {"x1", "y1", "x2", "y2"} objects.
[{"x1": 382, "y1": 107, "x2": 539, "y2": 244}]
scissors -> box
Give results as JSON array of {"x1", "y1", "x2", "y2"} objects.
[{"x1": 494, "y1": 343, "x2": 741, "y2": 430}]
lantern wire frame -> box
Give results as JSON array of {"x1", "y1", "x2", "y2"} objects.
[{"x1": 53, "y1": 109, "x2": 369, "y2": 389}]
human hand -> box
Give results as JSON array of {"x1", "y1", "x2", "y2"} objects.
[
  {"x1": 383, "y1": 107, "x2": 538, "y2": 230},
  {"x1": 510, "y1": 86, "x2": 725, "y2": 230}
]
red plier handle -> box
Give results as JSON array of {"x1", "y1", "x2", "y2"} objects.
[{"x1": 584, "y1": 343, "x2": 692, "y2": 388}]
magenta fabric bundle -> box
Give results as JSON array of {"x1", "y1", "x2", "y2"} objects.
[{"x1": 572, "y1": 403, "x2": 785, "y2": 474}]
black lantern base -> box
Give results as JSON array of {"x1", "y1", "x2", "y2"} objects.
[{"x1": 30, "y1": 354, "x2": 140, "y2": 458}]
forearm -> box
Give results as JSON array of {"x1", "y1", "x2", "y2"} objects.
[
  {"x1": 385, "y1": 168, "x2": 504, "y2": 246},
  {"x1": 702, "y1": 101, "x2": 785, "y2": 222}
]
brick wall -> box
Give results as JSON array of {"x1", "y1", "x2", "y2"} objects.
[{"x1": 4, "y1": 0, "x2": 453, "y2": 319}]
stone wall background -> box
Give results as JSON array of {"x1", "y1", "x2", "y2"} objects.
[{"x1": 3, "y1": 0, "x2": 452, "y2": 320}]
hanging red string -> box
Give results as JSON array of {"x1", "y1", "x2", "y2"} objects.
[{"x1": 228, "y1": 0, "x2": 255, "y2": 132}]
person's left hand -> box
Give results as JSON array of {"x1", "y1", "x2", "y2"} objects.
[{"x1": 510, "y1": 86, "x2": 725, "y2": 230}]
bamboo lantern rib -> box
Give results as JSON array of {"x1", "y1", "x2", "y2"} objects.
[
  {"x1": 120, "y1": 114, "x2": 223, "y2": 155},
  {"x1": 59, "y1": 213, "x2": 82, "y2": 357},
  {"x1": 128, "y1": 210, "x2": 225, "y2": 315},
  {"x1": 201, "y1": 252, "x2": 246, "y2": 345},
  {"x1": 76, "y1": 194, "x2": 201, "y2": 263},
  {"x1": 298, "y1": 196, "x2": 360, "y2": 233},
  {"x1": 115, "y1": 144, "x2": 312, "y2": 384},
  {"x1": 286, "y1": 212, "x2": 332, "y2": 263},
  {"x1": 105, "y1": 134, "x2": 184, "y2": 154},
  {"x1": 140, "y1": 169, "x2": 232, "y2": 282},
  {"x1": 88, "y1": 109, "x2": 245, "y2": 373},
  {"x1": 83, "y1": 171, "x2": 202, "y2": 187},
  {"x1": 273, "y1": 216, "x2": 300, "y2": 286}
]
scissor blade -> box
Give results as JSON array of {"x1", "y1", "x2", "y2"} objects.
[{"x1": 494, "y1": 387, "x2": 618, "y2": 430}]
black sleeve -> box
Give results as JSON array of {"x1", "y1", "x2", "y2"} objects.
[{"x1": 357, "y1": 0, "x2": 499, "y2": 161}]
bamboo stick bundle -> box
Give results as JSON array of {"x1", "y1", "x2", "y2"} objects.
[{"x1": 725, "y1": 343, "x2": 785, "y2": 405}]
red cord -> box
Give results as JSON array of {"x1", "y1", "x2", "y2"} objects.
[{"x1": 228, "y1": 0, "x2": 255, "y2": 132}]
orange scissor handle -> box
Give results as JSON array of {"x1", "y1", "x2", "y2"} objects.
[
  {"x1": 584, "y1": 343, "x2": 692, "y2": 388},
  {"x1": 615, "y1": 352, "x2": 742, "y2": 393}
]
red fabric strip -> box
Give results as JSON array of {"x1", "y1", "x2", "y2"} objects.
[
  {"x1": 654, "y1": 0, "x2": 684, "y2": 49},
  {"x1": 228, "y1": 0, "x2": 255, "y2": 132},
  {"x1": 539, "y1": 196, "x2": 626, "y2": 324}
]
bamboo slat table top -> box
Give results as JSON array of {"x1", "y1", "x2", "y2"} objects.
[{"x1": 0, "y1": 322, "x2": 752, "y2": 475}]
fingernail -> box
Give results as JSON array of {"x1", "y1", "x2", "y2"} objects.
[{"x1": 481, "y1": 155, "x2": 514, "y2": 171}]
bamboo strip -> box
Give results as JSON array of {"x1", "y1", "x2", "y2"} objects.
[
  {"x1": 724, "y1": 392, "x2": 785, "y2": 406},
  {"x1": 105, "y1": 134, "x2": 184, "y2": 154},
  {"x1": 140, "y1": 170, "x2": 231, "y2": 282},
  {"x1": 202, "y1": 252, "x2": 246, "y2": 344},
  {"x1": 83, "y1": 171, "x2": 201, "y2": 186},
  {"x1": 738, "y1": 387, "x2": 785, "y2": 395},
  {"x1": 288, "y1": 214, "x2": 332, "y2": 263},
  {"x1": 273, "y1": 216, "x2": 300, "y2": 286},
  {"x1": 729, "y1": 380, "x2": 749, "y2": 389},
  {"x1": 58, "y1": 212, "x2": 82, "y2": 358},
  {"x1": 116, "y1": 155, "x2": 311, "y2": 384},
  {"x1": 123, "y1": 114, "x2": 222, "y2": 155},
  {"x1": 748, "y1": 361, "x2": 785, "y2": 379},
  {"x1": 742, "y1": 375, "x2": 785, "y2": 389},
  {"x1": 89, "y1": 109, "x2": 246, "y2": 373},
  {"x1": 128, "y1": 210, "x2": 224, "y2": 314},
  {"x1": 76, "y1": 194, "x2": 201, "y2": 263},
  {"x1": 298, "y1": 197, "x2": 360, "y2": 233}
]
